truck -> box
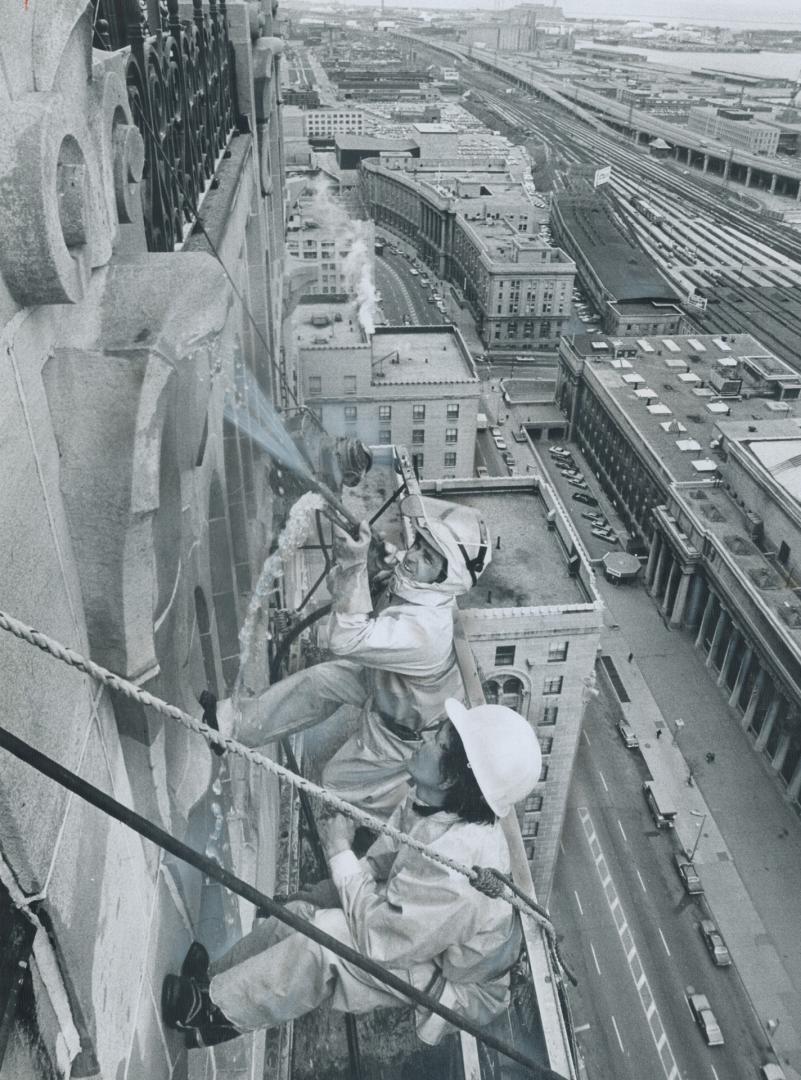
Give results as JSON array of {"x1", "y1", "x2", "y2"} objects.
[
  {"x1": 476, "y1": 412, "x2": 489, "y2": 431},
  {"x1": 642, "y1": 779, "x2": 677, "y2": 829}
]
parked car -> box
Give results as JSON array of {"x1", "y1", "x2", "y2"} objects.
[
  {"x1": 687, "y1": 991, "x2": 724, "y2": 1046},
  {"x1": 476, "y1": 465, "x2": 489, "y2": 478},
  {"x1": 420, "y1": 277, "x2": 430, "y2": 286},
  {"x1": 617, "y1": 721, "x2": 639, "y2": 749},
  {"x1": 432, "y1": 293, "x2": 442, "y2": 302},
  {"x1": 760, "y1": 1065, "x2": 787, "y2": 1080},
  {"x1": 490, "y1": 427, "x2": 501, "y2": 438},
  {"x1": 699, "y1": 919, "x2": 731, "y2": 966},
  {"x1": 507, "y1": 463, "x2": 518, "y2": 477},
  {"x1": 549, "y1": 446, "x2": 571, "y2": 458},
  {"x1": 580, "y1": 511, "x2": 600, "y2": 522},
  {"x1": 427, "y1": 296, "x2": 436, "y2": 304},
  {"x1": 512, "y1": 429, "x2": 527, "y2": 443},
  {"x1": 409, "y1": 268, "x2": 419, "y2": 276},
  {"x1": 675, "y1": 854, "x2": 703, "y2": 895},
  {"x1": 502, "y1": 452, "x2": 515, "y2": 466},
  {"x1": 572, "y1": 492, "x2": 599, "y2": 507},
  {"x1": 567, "y1": 478, "x2": 589, "y2": 489},
  {"x1": 493, "y1": 437, "x2": 508, "y2": 451},
  {"x1": 591, "y1": 528, "x2": 618, "y2": 544}
]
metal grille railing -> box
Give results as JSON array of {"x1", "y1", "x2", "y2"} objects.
[{"x1": 92, "y1": 0, "x2": 239, "y2": 251}]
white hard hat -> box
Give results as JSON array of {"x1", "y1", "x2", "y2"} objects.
[
  {"x1": 444, "y1": 698, "x2": 541, "y2": 818},
  {"x1": 401, "y1": 495, "x2": 491, "y2": 596}
]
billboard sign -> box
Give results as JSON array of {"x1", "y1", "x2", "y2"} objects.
[{"x1": 593, "y1": 165, "x2": 612, "y2": 187}]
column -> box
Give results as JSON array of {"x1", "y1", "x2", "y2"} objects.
[
  {"x1": 769, "y1": 174, "x2": 778, "y2": 195},
  {"x1": 745, "y1": 165, "x2": 753, "y2": 188},
  {"x1": 717, "y1": 627, "x2": 741, "y2": 688},
  {"x1": 729, "y1": 645, "x2": 754, "y2": 708},
  {"x1": 669, "y1": 570, "x2": 694, "y2": 629},
  {"x1": 705, "y1": 607, "x2": 728, "y2": 669},
  {"x1": 772, "y1": 733, "x2": 790, "y2": 773},
  {"x1": 649, "y1": 541, "x2": 669, "y2": 599},
  {"x1": 645, "y1": 531, "x2": 662, "y2": 588},
  {"x1": 786, "y1": 756, "x2": 801, "y2": 802},
  {"x1": 754, "y1": 691, "x2": 781, "y2": 751},
  {"x1": 796, "y1": 181, "x2": 801, "y2": 203},
  {"x1": 695, "y1": 591, "x2": 716, "y2": 650},
  {"x1": 702, "y1": 154, "x2": 710, "y2": 173},
  {"x1": 685, "y1": 574, "x2": 706, "y2": 630},
  {"x1": 741, "y1": 668, "x2": 766, "y2": 731},
  {"x1": 661, "y1": 560, "x2": 679, "y2": 617}
]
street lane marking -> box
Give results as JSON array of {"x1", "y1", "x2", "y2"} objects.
[
  {"x1": 710, "y1": 1066, "x2": 719, "y2": 1080},
  {"x1": 618, "y1": 819, "x2": 628, "y2": 843},
  {"x1": 610, "y1": 1014, "x2": 625, "y2": 1053},
  {"x1": 590, "y1": 942, "x2": 602, "y2": 976},
  {"x1": 598, "y1": 769, "x2": 609, "y2": 792},
  {"x1": 658, "y1": 928, "x2": 671, "y2": 957},
  {"x1": 583, "y1": 729, "x2": 591, "y2": 746},
  {"x1": 578, "y1": 806, "x2": 680, "y2": 1080},
  {"x1": 636, "y1": 869, "x2": 647, "y2": 893},
  {"x1": 574, "y1": 889, "x2": 584, "y2": 916},
  {"x1": 574, "y1": 1023, "x2": 591, "y2": 1033}
]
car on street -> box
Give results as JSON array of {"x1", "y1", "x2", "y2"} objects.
[
  {"x1": 493, "y1": 436, "x2": 508, "y2": 451},
  {"x1": 591, "y1": 528, "x2": 618, "y2": 544},
  {"x1": 507, "y1": 463, "x2": 518, "y2": 476},
  {"x1": 427, "y1": 296, "x2": 436, "y2": 304},
  {"x1": 420, "y1": 277, "x2": 430, "y2": 286},
  {"x1": 699, "y1": 919, "x2": 731, "y2": 966},
  {"x1": 432, "y1": 293, "x2": 442, "y2": 302},
  {"x1": 549, "y1": 446, "x2": 572, "y2": 458},
  {"x1": 410, "y1": 268, "x2": 419, "y2": 276},
  {"x1": 760, "y1": 1065, "x2": 787, "y2": 1080},
  {"x1": 687, "y1": 990, "x2": 724, "y2": 1046},
  {"x1": 567, "y1": 478, "x2": 589, "y2": 489},
  {"x1": 572, "y1": 492, "x2": 599, "y2": 507},
  {"x1": 502, "y1": 452, "x2": 515, "y2": 466},
  {"x1": 617, "y1": 720, "x2": 639, "y2": 749},
  {"x1": 436, "y1": 302, "x2": 446, "y2": 313},
  {"x1": 490, "y1": 427, "x2": 501, "y2": 438},
  {"x1": 476, "y1": 465, "x2": 489, "y2": 478},
  {"x1": 674, "y1": 854, "x2": 703, "y2": 895},
  {"x1": 580, "y1": 511, "x2": 600, "y2": 522},
  {"x1": 512, "y1": 429, "x2": 527, "y2": 443}
]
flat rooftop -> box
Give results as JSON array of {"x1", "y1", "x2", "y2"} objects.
[
  {"x1": 427, "y1": 487, "x2": 589, "y2": 608},
  {"x1": 294, "y1": 302, "x2": 366, "y2": 349},
  {"x1": 369, "y1": 327, "x2": 477, "y2": 384},
  {"x1": 556, "y1": 197, "x2": 679, "y2": 302},
  {"x1": 567, "y1": 332, "x2": 801, "y2": 484}
]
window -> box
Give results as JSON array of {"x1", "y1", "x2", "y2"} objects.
[
  {"x1": 412, "y1": 429, "x2": 425, "y2": 445},
  {"x1": 413, "y1": 404, "x2": 426, "y2": 421},
  {"x1": 495, "y1": 645, "x2": 516, "y2": 667},
  {"x1": 379, "y1": 429, "x2": 391, "y2": 443},
  {"x1": 412, "y1": 452, "x2": 424, "y2": 471},
  {"x1": 541, "y1": 705, "x2": 559, "y2": 726},
  {"x1": 344, "y1": 375, "x2": 357, "y2": 396},
  {"x1": 344, "y1": 405, "x2": 357, "y2": 422},
  {"x1": 539, "y1": 763, "x2": 549, "y2": 782},
  {"x1": 444, "y1": 452, "x2": 457, "y2": 468},
  {"x1": 548, "y1": 641, "x2": 569, "y2": 663},
  {"x1": 543, "y1": 675, "x2": 563, "y2": 695},
  {"x1": 308, "y1": 376, "x2": 322, "y2": 396},
  {"x1": 445, "y1": 428, "x2": 458, "y2": 444},
  {"x1": 379, "y1": 405, "x2": 392, "y2": 421},
  {"x1": 539, "y1": 736, "x2": 553, "y2": 755},
  {"x1": 525, "y1": 794, "x2": 543, "y2": 812},
  {"x1": 446, "y1": 403, "x2": 460, "y2": 419},
  {"x1": 778, "y1": 541, "x2": 790, "y2": 567},
  {"x1": 522, "y1": 813, "x2": 539, "y2": 837}
]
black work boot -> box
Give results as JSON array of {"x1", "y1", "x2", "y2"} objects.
[
  {"x1": 181, "y1": 941, "x2": 210, "y2": 985},
  {"x1": 162, "y1": 974, "x2": 239, "y2": 1048}
]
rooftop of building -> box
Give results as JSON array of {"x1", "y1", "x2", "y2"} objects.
[
  {"x1": 293, "y1": 302, "x2": 367, "y2": 349},
  {"x1": 411, "y1": 122, "x2": 459, "y2": 134},
  {"x1": 421, "y1": 483, "x2": 593, "y2": 609},
  {"x1": 369, "y1": 327, "x2": 478, "y2": 384},
  {"x1": 565, "y1": 332, "x2": 801, "y2": 484},
  {"x1": 334, "y1": 133, "x2": 420, "y2": 152},
  {"x1": 555, "y1": 195, "x2": 679, "y2": 303}
]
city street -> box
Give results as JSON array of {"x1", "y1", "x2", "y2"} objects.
[{"x1": 555, "y1": 687, "x2": 770, "y2": 1080}]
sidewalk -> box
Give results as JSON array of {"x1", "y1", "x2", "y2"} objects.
[{"x1": 596, "y1": 585, "x2": 801, "y2": 1078}]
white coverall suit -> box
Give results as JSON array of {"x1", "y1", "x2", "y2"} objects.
[
  {"x1": 207, "y1": 796, "x2": 521, "y2": 1042},
  {"x1": 233, "y1": 537, "x2": 470, "y2": 816}
]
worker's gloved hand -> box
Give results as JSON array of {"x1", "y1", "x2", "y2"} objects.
[
  {"x1": 332, "y1": 520, "x2": 371, "y2": 569},
  {"x1": 318, "y1": 811, "x2": 357, "y2": 859},
  {"x1": 368, "y1": 531, "x2": 400, "y2": 591}
]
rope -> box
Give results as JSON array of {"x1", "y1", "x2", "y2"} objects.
[
  {"x1": 0, "y1": 723, "x2": 567, "y2": 1080},
  {"x1": 0, "y1": 609, "x2": 558, "y2": 941}
]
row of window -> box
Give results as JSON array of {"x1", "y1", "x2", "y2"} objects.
[
  {"x1": 495, "y1": 642, "x2": 569, "y2": 666},
  {"x1": 379, "y1": 403, "x2": 460, "y2": 420}
]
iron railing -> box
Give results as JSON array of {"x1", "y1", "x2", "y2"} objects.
[{"x1": 92, "y1": 0, "x2": 239, "y2": 251}]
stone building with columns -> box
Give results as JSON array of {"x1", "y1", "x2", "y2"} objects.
[{"x1": 555, "y1": 331, "x2": 801, "y2": 808}]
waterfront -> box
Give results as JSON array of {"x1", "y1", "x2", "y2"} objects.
[{"x1": 575, "y1": 40, "x2": 801, "y2": 80}]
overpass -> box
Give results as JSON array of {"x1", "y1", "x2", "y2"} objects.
[{"x1": 396, "y1": 33, "x2": 801, "y2": 204}]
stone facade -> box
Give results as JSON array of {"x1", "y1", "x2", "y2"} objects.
[{"x1": 0, "y1": 3, "x2": 287, "y2": 1077}]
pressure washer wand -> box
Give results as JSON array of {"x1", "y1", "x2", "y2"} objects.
[{"x1": 302, "y1": 473, "x2": 377, "y2": 541}]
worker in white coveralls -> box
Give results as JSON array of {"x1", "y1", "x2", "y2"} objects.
[
  {"x1": 216, "y1": 495, "x2": 491, "y2": 816},
  {"x1": 161, "y1": 698, "x2": 542, "y2": 1047}
]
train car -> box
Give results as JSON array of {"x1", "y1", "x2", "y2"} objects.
[{"x1": 630, "y1": 195, "x2": 665, "y2": 227}]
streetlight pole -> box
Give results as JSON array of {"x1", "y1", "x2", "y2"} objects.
[{"x1": 689, "y1": 811, "x2": 707, "y2": 861}]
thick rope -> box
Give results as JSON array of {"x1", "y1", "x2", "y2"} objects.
[{"x1": 0, "y1": 610, "x2": 559, "y2": 943}]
